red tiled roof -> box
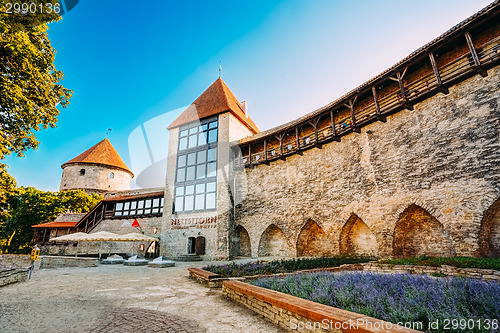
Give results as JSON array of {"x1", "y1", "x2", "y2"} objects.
[
  {"x1": 61, "y1": 138, "x2": 134, "y2": 177},
  {"x1": 32, "y1": 221, "x2": 78, "y2": 228},
  {"x1": 54, "y1": 213, "x2": 86, "y2": 222},
  {"x1": 167, "y1": 78, "x2": 260, "y2": 134}
]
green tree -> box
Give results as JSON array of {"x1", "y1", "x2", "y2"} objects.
[
  {"x1": 0, "y1": 0, "x2": 72, "y2": 160},
  {"x1": 0, "y1": 163, "x2": 16, "y2": 217},
  {"x1": 0, "y1": 2, "x2": 73, "y2": 253},
  {"x1": 0, "y1": 188, "x2": 101, "y2": 254}
]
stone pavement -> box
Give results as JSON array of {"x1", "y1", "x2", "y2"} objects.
[
  {"x1": 86, "y1": 308, "x2": 201, "y2": 333},
  {"x1": 0, "y1": 260, "x2": 286, "y2": 333}
]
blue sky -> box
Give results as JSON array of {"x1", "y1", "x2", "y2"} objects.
[{"x1": 4, "y1": 0, "x2": 493, "y2": 191}]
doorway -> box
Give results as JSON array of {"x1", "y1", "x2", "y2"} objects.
[{"x1": 187, "y1": 237, "x2": 196, "y2": 254}]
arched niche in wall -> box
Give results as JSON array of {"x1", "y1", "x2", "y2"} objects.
[
  {"x1": 393, "y1": 204, "x2": 455, "y2": 257},
  {"x1": 258, "y1": 224, "x2": 291, "y2": 257},
  {"x1": 479, "y1": 197, "x2": 500, "y2": 257},
  {"x1": 339, "y1": 214, "x2": 378, "y2": 257},
  {"x1": 296, "y1": 220, "x2": 330, "y2": 257},
  {"x1": 234, "y1": 225, "x2": 252, "y2": 257}
]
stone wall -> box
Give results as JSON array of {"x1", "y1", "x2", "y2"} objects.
[
  {"x1": 60, "y1": 164, "x2": 132, "y2": 194},
  {"x1": 479, "y1": 197, "x2": 500, "y2": 256},
  {"x1": 339, "y1": 214, "x2": 378, "y2": 257},
  {"x1": 234, "y1": 65, "x2": 500, "y2": 259},
  {"x1": 40, "y1": 240, "x2": 153, "y2": 258},
  {"x1": 0, "y1": 268, "x2": 30, "y2": 287},
  {"x1": 0, "y1": 254, "x2": 31, "y2": 268},
  {"x1": 39, "y1": 256, "x2": 98, "y2": 269}
]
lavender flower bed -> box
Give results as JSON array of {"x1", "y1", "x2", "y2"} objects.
[{"x1": 251, "y1": 272, "x2": 500, "y2": 333}]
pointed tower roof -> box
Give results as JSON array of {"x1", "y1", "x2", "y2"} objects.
[
  {"x1": 167, "y1": 78, "x2": 259, "y2": 134},
  {"x1": 61, "y1": 138, "x2": 134, "y2": 177}
]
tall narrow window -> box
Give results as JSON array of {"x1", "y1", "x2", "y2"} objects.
[
  {"x1": 174, "y1": 117, "x2": 218, "y2": 213},
  {"x1": 109, "y1": 172, "x2": 114, "y2": 179}
]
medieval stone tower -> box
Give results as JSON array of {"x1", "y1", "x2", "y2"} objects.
[{"x1": 59, "y1": 138, "x2": 134, "y2": 194}]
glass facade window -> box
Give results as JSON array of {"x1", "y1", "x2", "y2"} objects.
[
  {"x1": 177, "y1": 119, "x2": 218, "y2": 151},
  {"x1": 174, "y1": 118, "x2": 218, "y2": 213},
  {"x1": 114, "y1": 197, "x2": 164, "y2": 217}
]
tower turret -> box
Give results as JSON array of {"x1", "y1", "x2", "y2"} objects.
[{"x1": 59, "y1": 138, "x2": 134, "y2": 194}]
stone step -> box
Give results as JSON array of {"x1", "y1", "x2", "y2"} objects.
[{"x1": 175, "y1": 254, "x2": 202, "y2": 262}]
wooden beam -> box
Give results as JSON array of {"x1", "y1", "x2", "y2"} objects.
[
  {"x1": 314, "y1": 119, "x2": 319, "y2": 146},
  {"x1": 330, "y1": 110, "x2": 340, "y2": 141},
  {"x1": 308, "y1": 118, "x2": 322, "y2": 148},
  {"x1": 372, "y1": 86, "x2": 386, "y2": 122},
  {"x1": 401, "y1": 66, "x2": 408, "y2": 79},
  {"x1": 465, "y1": 31, "x2": 481, "y2": 67},
  {"x1": 263, "y1": 140, "x2": 269, "y2": 165},
  {"x1": 276, "y1": 133, "x2": 286, "y2": 160},
  {"x1": 465, "y1": 31, "x2": 487, "y2": 77},
  {"x1": 396, "y1": 71, "x2": 414, "y2": 110},
  {"x1": 248, "y1": 144, "x2": 252, "y2": 166},
  {"x1": 396, "y1": 71, "x2": 407, "y2": 100},
  {"x1": 295, "y1": 127, "x2": 303, "y2": 155},
  {"x1": 314, "y1": 118, "x2": 321, "y2": 147},
  {"x1": 428, "y1": 51, "x2": 449, "y2": 94},
  {"x1": 344, "y1": 99, "x2": 361, "y2": 133}
]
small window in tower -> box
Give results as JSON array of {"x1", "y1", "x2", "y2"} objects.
[
  {"x1": 109, "y1": 172, "x2": 114, "y2": 179},
  {"x1": 80, "y1": 169, "x2": 85, "y2": 176}
]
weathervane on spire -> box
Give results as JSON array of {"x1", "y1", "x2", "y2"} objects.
[{"x1": 219, "y1": 61, "x2": 222, "y2": 78}]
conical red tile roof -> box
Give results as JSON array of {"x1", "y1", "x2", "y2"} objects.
[
  {"x1": 167, "y1": 77, "x2": 259, "y2": 134},
  {"x1": 61, "y1": 138, "x2": 134, "y2": 176}
]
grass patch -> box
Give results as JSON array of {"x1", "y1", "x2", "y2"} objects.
[
  {"x1": 202, "y1": 257, "x2": 371, "y2": 278},
  {"x1": 430, "y1": 272, "x2": 448, "y2": 278},
  {"x1": 251, "y1": 271, "x2": 500, "y2": 333},
  {"x1": 379, "y1": 256, "x2": 500, "y2": 271}
]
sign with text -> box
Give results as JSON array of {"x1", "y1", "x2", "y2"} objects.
[{"x1": 171, "y1": 216, "x2": 217, "y2": 229}]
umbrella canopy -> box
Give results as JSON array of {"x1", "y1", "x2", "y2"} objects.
[
  {"x1": 49, "y1": 232, "x2": 89, "y2": 242},
  {"x1": 80, "y1": 231, "x2": 125, "y2": 241}
]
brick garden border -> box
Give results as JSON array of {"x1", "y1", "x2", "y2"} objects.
[
  {"x1": 222, "y1": 280, "x2": 422, "y2": 333},
  {"x1": 191, "y1": 263, "x2": 499, "y2": 331},
  {"x1": 188, "y1": 267, "x2": 247, "y2": 287}
]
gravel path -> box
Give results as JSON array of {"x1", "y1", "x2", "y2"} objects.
[{"x1": 0, "y1": 261, "x2": 286, "y2": 333}]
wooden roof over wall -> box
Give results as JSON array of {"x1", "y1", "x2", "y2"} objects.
[{"x1": 240, "y1": 0, "x2": 500, "y2": 144}]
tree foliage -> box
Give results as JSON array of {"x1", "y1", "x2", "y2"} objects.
[
  {"x1": 0, "y1": 163, "x2": 16, "y2": 217},
  {"x1": 0, "y1": 0, "x2": 72, "y2": 159},
  {"x1": 0, "y1": 188, "x2": 101, "y2": 253},
  {"x1": 0, "y1": 2, "x2": 75, "y2": 253}
]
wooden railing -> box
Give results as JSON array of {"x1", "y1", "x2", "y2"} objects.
[
  {"x1": 76, "y1": 201, "x2": 108, "y2": 233},
  {"x1": 238, "y1": 30, "x2": 500, "y2": 168}
]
